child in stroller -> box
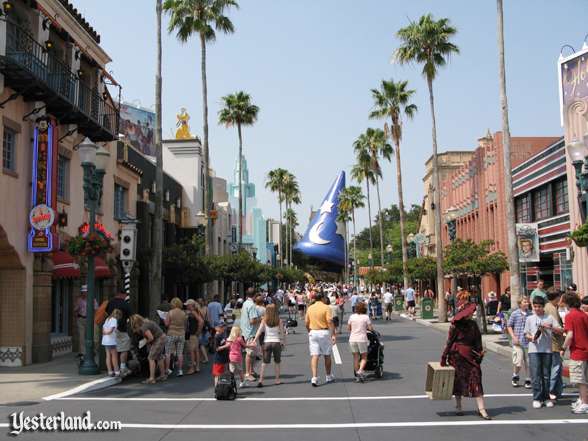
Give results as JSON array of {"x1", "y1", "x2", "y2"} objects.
[{"x1": 358, "y1": 330, "x2": 384, "y2": 380}]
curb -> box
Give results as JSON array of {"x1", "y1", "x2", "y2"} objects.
[
  {"x1": 43, "y1": 376, "x2": 122, "y2": 401},
  {"x1": 394, "y1": 311, "x2": 512, "y2": 359}
]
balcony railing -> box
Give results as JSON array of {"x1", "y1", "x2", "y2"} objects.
[{"x1": 0, "y1": 20, "x2": 119, "y2": 141}]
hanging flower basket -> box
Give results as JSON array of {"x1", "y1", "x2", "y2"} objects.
[
  {"x1": 67, "y1": 230, "x2": 113, "y2": 257},
  {"x1": 570, "y1": 222, "x2": 588, "y2": 248}
]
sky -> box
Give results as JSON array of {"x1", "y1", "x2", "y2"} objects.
[{"x1": 76, "y1": 0, "x2": 587, "y2": 233}]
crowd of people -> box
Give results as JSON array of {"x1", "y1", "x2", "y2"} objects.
[{"x1": 73, "y1": 278, "x2": 588, "y2": 417}]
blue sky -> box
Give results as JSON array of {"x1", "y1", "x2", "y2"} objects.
[{"x1": 76, "y1": 0, "x2": 586, "y2": 232}]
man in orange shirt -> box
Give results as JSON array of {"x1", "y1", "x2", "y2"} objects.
[{"x1": 305, "y1": 292, "x2": 336, "y2": 387}]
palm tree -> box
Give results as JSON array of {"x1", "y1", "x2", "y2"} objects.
[
  {"x1": 164, "y1": 0, "x2": 239, "y2": 257},
  {"x1": 337, "y1": 204, "x2": 352, "y2": 284},
  {"x1": 497, "y1": 0, "x2": 521, "y2": 307},
  {"x1": 339, "y1": 186, "x2": 365, "y2": 289},
  {"x1": 150, "y1": 0, "x2": 164, "y2": 318},
  {"x1": 394, "y1": 14, "x2": 459, "y2": 322},
  {"x1": 363, "y1": 128, "x2": 392, "y2": 268},
  {"x1": 369, "y1": 79, "x2": 417, "y2": 290},
  {"x1": 283, "y1": 173, "x2": 301, "y2": 266},
  {"x1": 351, "y1": 143, "x2": 376, "y2": 269},
  {"x1": 285, "y1": 207, "x2": 299, "y2": 266},
  {"x1": 218, "y1": 91, "x2": 259, "y2": 250},
  {"x1": 265, "y1": 168, "x2": 288, "y2": 266}
]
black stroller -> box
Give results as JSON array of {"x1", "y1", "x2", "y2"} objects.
[{"x1": 364, "y1": 330, "x2": 384, "y2": 378}]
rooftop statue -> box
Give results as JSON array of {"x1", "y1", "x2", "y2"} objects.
[{"x1": 175, "y1": 107, "x2": 192, "y2": 139}]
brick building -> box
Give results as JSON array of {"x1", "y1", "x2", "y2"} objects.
[{"x1": 439, "y1": 131, "x2": 560, "y2": 296}]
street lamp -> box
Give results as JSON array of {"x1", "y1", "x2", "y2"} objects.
[
  {"x1": 445, "y1": 206, "x2": 459, "y2": 242},
  {"x1": 566, "y1": 138, "x2": 588, "y2": 221},
  {"x1": 78, "y1": 138, "x2": 110, "y2": 375}
]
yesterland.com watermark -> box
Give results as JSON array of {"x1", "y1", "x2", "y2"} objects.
[{"x1": 8, "y1": 411, "x2": 122, "y2": 436}]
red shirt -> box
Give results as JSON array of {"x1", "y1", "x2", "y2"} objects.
[{"x1": 564, "y1": 308, "x2": 588, "y2": 361}]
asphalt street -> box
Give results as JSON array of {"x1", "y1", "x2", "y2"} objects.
[{"x1": 1, "y1": 314, "x2": 587, "y2": 441}]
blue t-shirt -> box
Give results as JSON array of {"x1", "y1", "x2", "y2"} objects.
[
  {"x1": 207, "y1": 301, "x2": 224, "y2": 327},
  {"x1": 405, "y1": 288, "x2": 415, "y2": 302},
  {"x1": 240, "y1": 298, "x2": 260, "y2": 340},
  {"x1": 351, "y1": 294, "x2": 359, "y2": 307}
]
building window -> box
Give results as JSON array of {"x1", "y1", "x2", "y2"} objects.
[
  {"x1": 57, "y1": 155, "x2": 70, "y2": 201},
  {"x1": 554, "y1": 178, "x2": 569, "y2": 215},
  {"x1": 2, "y1": 127, "x2": 16, "y2": 172},
  {"x1": 114, "y1": 183, "x2": 127, "y2": 219},
  {"x1": 515, "y1": 194, "x2": 531, "y2": 223},
  {"x1": 533, "y1": 185, "x2": 550, "y2": 220}
]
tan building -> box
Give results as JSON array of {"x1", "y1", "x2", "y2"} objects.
[
  {"x1": 417, "y1": 151, "x2": 474, "y2": 256},
  {"x1": 0, "y1": 0, "x2": 126, "y2": 366},
  {"x1": 559, "y1": 47, "x2": 588, "y2": 296}
]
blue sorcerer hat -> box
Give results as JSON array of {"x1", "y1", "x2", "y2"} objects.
[{"x1": 294, "y1": 171, "x2": 346, "y2": 266}]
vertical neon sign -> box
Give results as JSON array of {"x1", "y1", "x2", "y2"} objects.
[{"x1": 28, "y1": 121, "x2": 56, "y2": 252}]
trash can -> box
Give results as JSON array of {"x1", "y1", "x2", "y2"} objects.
[
  {"x1": 421, "y1": 298, "x2": 434, "y2": 319},
  {"x1": 394, "y1": 294, "x2": 404, "y2": 312}
]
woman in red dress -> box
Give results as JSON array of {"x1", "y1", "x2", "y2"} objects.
[{"x1": 441, "y1": 293, "x2": 491, "y2": 420}]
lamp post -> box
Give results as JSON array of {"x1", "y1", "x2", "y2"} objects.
[
  {"x1": 445, "y1": 206, "x2": 459, "y2": 314},
  {"x1": 78, "y1": 138, "x2": 110, "y2": 375},
  {"x1": 385, "y1": 244, "x2": 393, "y2": 263},
  {"x1": 566, "y1": 138, "x2": 588, "y2": 222}
]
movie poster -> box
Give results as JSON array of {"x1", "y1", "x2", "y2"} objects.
[
  {"x1": 516, "y1": 223, "x2": 540, "y2": 263},
  {"x1": 120, "y1": 103, "x2": 155, "y2": 156}
]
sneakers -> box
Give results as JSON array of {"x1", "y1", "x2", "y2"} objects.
[
  {"x1": 166, "y1": 368, "x2": 173, "y2": 376},
  {"x1": 238, "y1": 381, "x2": 247, "y2": 388},
  {"x1": 545, "y1": 400, "x2": 555, "y2": 408},
  {"x1": 177, "y1": 369, "x2": 183, "y2": 377},
  {"x1": 573, "y1": 403, "x2": 588, "y2": 414},
  {"x1": 549, "y1": 393, "x2": 557, "y2": 401},
  {"x1": 325, "y1": 375, "x2": 335, "y2": 384},
  {"x1": 532, "y1": 400, "x2": 542, "y2": 409},
  {"x1": 524, "y1": 379, "x2": 532, "y2": 389},
  {"x1": 311, "y1": 377, "x2": 319, "y2": 387},
  {"x1": 571, "y1": 398, "x2": 582, "y2": 410},
  {"x1": 511, "y1": 375, "x2": 519, "y2": 387},
  {"x1": 355, "y1": 372, "x2": 365, "y2": 383}
]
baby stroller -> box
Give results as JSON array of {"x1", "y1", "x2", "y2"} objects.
[
  {"x1": 285, "y1": 310, "x2": 298, "y2": 334},
  {"x1": 364, "y1": 330, "x2": 384, "y2": 378}
]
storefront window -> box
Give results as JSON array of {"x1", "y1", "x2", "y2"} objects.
[
  {"x1": 554, "y1": 178, "x2": 569, "y2": 215},
  {"x1": 51, "y1": 279, "x2": 72, "y2": 335},
  {"x1": 533, "y1": 186, "x2": 550, "y2": 220},
  {"x1": 515, "y1": 194, "x2": 531, "y2": 223}
]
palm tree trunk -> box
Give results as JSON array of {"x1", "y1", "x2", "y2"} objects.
[
  {"x1": 366, "y1": 180, "x2": 374, "y2": 269},
  {"x1": 497, "y1": 0, "x2": 521, "y2": 307},
  {"x1": 352, "y1": 211, "x2": 358, "y2": 289},
  {"x1": 375, "y1": 178, "x2": 385, "y2": 267},
  {"x1": 238, "y1": 123, "x2": 243, "y2": 250},
  {"x1": 289, "y1": 206, "x2": 293, "y2": 267},
  {"x1": 150, "y1": 0, "x2": 163, "y2": 319},
  {"x1": 345, "y1": 221, "x2": 349, "y2": 283},
  {"x1": 200, "y1": 33, "x2": 211, "y2": 261},
  {"x1": 278, "y1": 193, "x2": 283, "y2": 267},
  {"x1": 427, "y1": 77, "x2": 447, "y2": 322},
  {"x1": 394, "y1": 137, "x2": 409, "y2": 290}
]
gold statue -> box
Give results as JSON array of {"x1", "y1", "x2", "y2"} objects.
[{"x1": 175, "y1": 107, "x2": 192, "y2": 139}]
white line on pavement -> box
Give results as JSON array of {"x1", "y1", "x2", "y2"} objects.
[
  {"x1": 42, "y1": 377, "x2": 121, "y2": 401},
  {"x1": 2, "y1": 419, "x2": 586, "y2": 430},
  {"x1": 50, "y1": 392, "x2": 578, "y2": 402}
]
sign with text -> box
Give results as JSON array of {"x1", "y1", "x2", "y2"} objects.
[
  {"x1": 559, "y1": 48, "x2": 588, "y2": 122},
  {"x1": 28, "y1": 122, "x2": 57, "y2": 253}
]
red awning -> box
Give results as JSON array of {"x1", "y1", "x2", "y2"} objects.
[
  {"x1": 52, "y1": 251, "x2": 80, "y2": 279},
  {"x1": 95, "y1": 257, "x2": 112, "y2": 279}
]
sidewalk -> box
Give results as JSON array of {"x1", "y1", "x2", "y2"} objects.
[
  {"x1": 394, "y1": 309, "x2": 571, "y2": 377},
  {"x1": 0, "y1": 353, "x2": 119, "y2": 405}
]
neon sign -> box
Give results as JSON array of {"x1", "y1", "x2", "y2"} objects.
[{"x1": 28, "y1": 121, "x2": 57, "y2": 252}]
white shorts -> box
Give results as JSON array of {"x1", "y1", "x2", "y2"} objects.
[
  {"x1": 308, "y1": 330, "x2": 332, "y2": 356},
  {"x1": 512, "y1": 345, "x2": 529, "y2": 368}
]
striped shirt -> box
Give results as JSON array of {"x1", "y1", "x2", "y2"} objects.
[{"x1": 507, "y1": 308, "x2": 531, "y2": 348}]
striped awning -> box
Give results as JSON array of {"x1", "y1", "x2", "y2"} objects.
[{"x1": 52, "y1": 251, "x2": 80, "y2": 279}]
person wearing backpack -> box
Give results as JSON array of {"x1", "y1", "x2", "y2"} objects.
[{"x1": 102, "y1": 309, "x2": 122, "y2": 377}]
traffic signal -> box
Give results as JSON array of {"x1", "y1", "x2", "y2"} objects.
[{"x1": 119, "y1": 223, "x2": 137, "y2": 261}]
